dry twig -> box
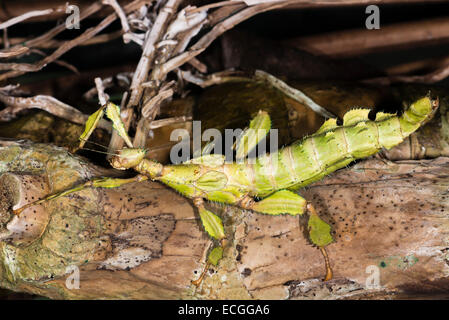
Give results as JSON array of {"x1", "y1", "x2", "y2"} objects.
[
  {"x1": 104, "y1": 0, "x2": 131, "y2": 33},
  {"x1": 0, "y1": 0, "x2": 144, "y2": 81},
  {"x1": 0, "y1": 92, "x2": 110, "y2": 130},
  {"x1": 116, "y1": 1, "x2": 295, "y2": 150},
  {"x1": 141, "y1": 84, "x2": 174, "y2": 118},
  {"x1": 180, "y1": 69, "x2": 248, "y2": 88},
  {"x1": 0, "y1": 2, "x2": 104, "y2": 59},
  {"x1": 95, "y1": 77, "x2": 109, "y2": 106},
  {"x1": 254, "y1": 70, "x2": 337, "y2": 118},
  {"x1": 0, "y1": 9, "x2": 55, "y2": 30},
  {"x1": 364, "y1": 62, "x2": 449, "y2": 85},
  {"x1": 148, "y1": 115, "x2": 192, "y2": 129},
  {"x1": 284, "y1": 16, "x2": 449, "y2": 58},
  {"x1": 83, "y1": 72, "x2": 133, "y2": 101},
  {"x1": 109, "y1": 0, "x2": 183, "y2": 153}
]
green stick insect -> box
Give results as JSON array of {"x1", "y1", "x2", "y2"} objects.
[{"x1": 13, "y1": 95, "x2": 439, "y2": 286}]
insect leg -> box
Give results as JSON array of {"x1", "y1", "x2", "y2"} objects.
[
  {"x1": 200, "y1": 109, "x2": 271, "y2": 160},
  {"x1": 244, "y1": 190, "x2": 307, "y2": 216},
  {"x1": 191, "y1": 246, "x2": 224, "y2": 287},
  {"x1": 13, "y1": 175, "x2": 148, "y2": 216},
  {"x1": 254, "y1": 70, "x2": 337, "y2": 119},
  {"x1": 75, "y1": 105, "x2": 106, "y2": 152},
  {"x1": 239, "y1": 191, "x2": 333, "y2": 281},
  {"x1": 234, "y1": 110, "x2": 271, "y2": 161},
  {"x1": 191, "y1": 197, "x2": 226, "y2": 287},
  {"x1": 74, "y1": 102, "x2": 134, "y2": 153},
  {"x1": 307, "y1": 203, "x2": 333, "y2": 281}
]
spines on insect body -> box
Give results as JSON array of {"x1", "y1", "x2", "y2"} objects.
[
  {"x1": 380, "y1": 96, "x2": 438, "y2": 148},
  {"x1": 250, "y1": 96, "x2": 438, "y2": 194},
  {"x1": 131, "y1": 96, "x2": 437, "y2": 202}
]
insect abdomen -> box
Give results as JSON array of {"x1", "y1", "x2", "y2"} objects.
[
  {"x1": 253, "y1": 96, "x2": 437, "y2": 193},
  {"x1": 146, "y1": 97, "x2": 436, "y2": 200}
]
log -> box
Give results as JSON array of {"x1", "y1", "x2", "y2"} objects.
[
  {"x1": 284, "y1": 17, "x2": 449, "y2": 58},
  {"x1": 1, "y1": 139, "x2": 449, "y2": 299}
]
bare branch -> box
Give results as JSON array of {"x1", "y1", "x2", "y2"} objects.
[
  {"x1": 187, "y1": 1, "x2": 245, "y2": 14},
  {"x1": 148, "y1": 115, "x2": 192, "y2": 129},
  {"x1": 0, "y1": 2, "x2": 104, "y2": 59},
  {"x1": 181, "y1": 69, "x2": 248, "y2": 88},
  {"x1": 0, "y1": 9, "x2": 54, "y2": 30},
  {"x1": 193, "y1": 2, "x2": 289, "y2": 50},
  {"x1": 0, "y1": 93, "x2": 110, "y2": 131},
  {"x1": 284, "y1": 16, "x2": 449, "y2": 58},
  {"x1": 154, "y1": 48, "x2": 204, "y2": 79},
  {"x1": 0, "y1": 46, "x2": 28, "y2": 58},
  {"x1": 132, "y1": 81, "x2": 175, "y2": 148},
  {"x1": 102, "y1": 0, "x2": 131, "y2": 42},
  {"x1": 187, "y1": 57, "x2": 207, "y2": 73},
  {"x1": 364, "y1": 61, "x2": 449, "y2": 85},
  {"x1": 0, "y1": 84, "x2": 20, "y2": 93},
  {"x1": 141, "y1": 86, "x2": 174, "y2": 118},
  {"x1": 109, "y1": 0, "x2": 183, "y2": 153},
  {"x1": 83, "y1": 72, "x2": 133, "y2": 101},
  {"x1": 0, "y1": 32, "x2": 123, "y2": 53},
  {"x1": 0, "y1": 0, "x2": 145, "y2": 81},
  {"x1": 2, "y1": 29, "x2": 9, "y2": 49},
  {"x1": 207, "y1": 3, "x2": 246, "y2": 26},
  {"x1": 95, "y1": 77, "x2": 109, "y2": 106},
  {"x1": 127, "y1": 0, "x2": 183, "y2": 108},
  {"x1": 155, "y1": 1, "x2": 292, "y2": 77},
  {"x1": 254, "y1": 70, "x2": 337, "y2": 119},
  {"x1": 130, "y1": 1, "x2": 292, "y2": 149}
]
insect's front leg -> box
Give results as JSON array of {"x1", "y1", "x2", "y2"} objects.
[
  {"x1": 240, "y1": 190, "x2": 334, "y2": 281},
  {"x1": 13, "y1": 175, "x2": 149, "y2": 216}
]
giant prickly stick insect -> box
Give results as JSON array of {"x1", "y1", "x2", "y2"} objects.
[{"x1": 13, "y1": 95, "x2": 439, "y2": 286}]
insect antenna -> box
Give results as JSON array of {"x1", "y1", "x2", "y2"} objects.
[
  {"x1": 79, "y1": 138, "x2": 109, "y2": 150},
  {"x1": 78, "y1": 147, "x2": 119, "y2": 156}
]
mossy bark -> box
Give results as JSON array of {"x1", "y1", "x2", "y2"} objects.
[
  {"x1": 1, "y1": 79, "x2": 449, "y2": 299},
  {"x1": 1, "y1": 139, "x2": 449, "y2": 299}
]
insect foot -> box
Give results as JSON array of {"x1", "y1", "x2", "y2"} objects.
[
  {"x1": 191, "y1": 246, "x2": 224, "y2": 288},
  {"x1": 191, "y1": 197, "x2": 226, "y2": 287},
  {"x1": 307, "y1": 203, "x2": 334, "y2": 282}
]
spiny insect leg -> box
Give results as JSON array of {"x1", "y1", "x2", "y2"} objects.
[
  {"x1": 13, "y1": 175, "x2": 148, "y2": 216},
  {"x1": 75, "y1": 104, "x2": 106, "y2": 152},
  {"x1": 74, "y1": 101, "x2": 134, "y2": 153},
  {"x1": 307, "y1": 203, "x2": 333, "y2": 281},
  {"x1": 240, "y1": 191, "x2": 333, "y2": 281},
  {"x1": 234, "y1": 110, "x2": 271, "y2": 161},
  {"x1": 193, "y1": 197, "x2": 225, "y2": 240},
  {"x1": 320, "y1": 246, "x2": 333, "y2": 282},
  {"x1": 200, "y1": 109, "x2": 271, "y2": 159},
  {"x1": 191, "y1": 245, "x2": 224, "y2": 287},
  {"x1": 191, "y1": 197, "x2": 226, "y2": 287},
  {"x1": 245, "y1": 190, "x2": 307, "y2": 216}
]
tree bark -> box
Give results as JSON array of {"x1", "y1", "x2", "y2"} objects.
[{"x1": 0, "y1": 139, "x2": 449, "y2": 299}]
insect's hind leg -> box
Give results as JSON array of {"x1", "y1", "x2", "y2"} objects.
[
  {"x1": 239, "y1": 190, "x2": 334, "y2": 281},
  {"x1": 306, "y1": 203, "x2": 333, "y2": 281},
  {"x1": 244, "y1": 190, "x2": 307, "y2": 216}
]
